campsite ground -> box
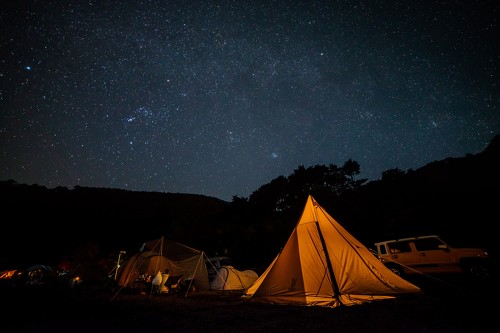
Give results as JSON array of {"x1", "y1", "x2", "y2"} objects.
[{"x1": 2, "y1": 274, "x2": 498, "y2": 333}]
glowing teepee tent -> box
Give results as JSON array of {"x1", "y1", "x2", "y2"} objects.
[{"x1": 243, "y1": 195, "x2": 421, "y2": 307}]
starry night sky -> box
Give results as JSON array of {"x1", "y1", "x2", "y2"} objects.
[{"x1": 1, "y1": 1, "x2": 498, "y2": 201}]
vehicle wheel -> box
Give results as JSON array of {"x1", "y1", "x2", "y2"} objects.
[{"x1": 462, "y1": 261, "x2": 491, "y2": 280}]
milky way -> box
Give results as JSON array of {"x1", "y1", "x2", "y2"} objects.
[{"x1": 1, "y1": 1, "x2": 498, "y2": 201}]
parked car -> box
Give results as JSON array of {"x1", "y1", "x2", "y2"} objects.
[{"x1": 374, "y1": 235, "x2": 495, "y2": 279}]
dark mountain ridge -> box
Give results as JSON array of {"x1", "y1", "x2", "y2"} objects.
[
  {"x1": 1, "y1": 134, "x2": 498, "y2": 271},
  {"x1": 1, "y1": 185, "x2": 228, "y2": 268},
  {"x1": 335, "y1": 134, "x2": 499, "y2": 254}
]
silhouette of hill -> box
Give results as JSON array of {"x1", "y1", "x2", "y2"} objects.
[
  {"x1": 0, "y1": 184, "x2": 227, "y2": 268},
  {"x1": 1, "y1": 134, "x2": 498, "y2": 271},
  {"x1": 335, "y1": 134, "x2": 500, "y2": 256}
]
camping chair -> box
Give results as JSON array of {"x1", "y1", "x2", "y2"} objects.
[
  {"x1": 164, "y1": 275, "x2": 183, "y2": 294},
  {"x1": 158, "y1": 272, "x2": 170, "y2": 294}
]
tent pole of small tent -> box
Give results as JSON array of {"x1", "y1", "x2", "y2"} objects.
[
  {"x1": 113, "y1": 250, "x2": 126, "y2": 281},
  {"x1": 183, "y1": 252, "x2": 204, "y2": 297}
]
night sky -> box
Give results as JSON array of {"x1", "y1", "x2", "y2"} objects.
[{"x1": 1, "y1": 1, "x2": 498, "y2": 201}]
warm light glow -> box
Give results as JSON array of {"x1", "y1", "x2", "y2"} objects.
[{"x1": 0, "y1": 270, "x2": 17, "y2": 279}]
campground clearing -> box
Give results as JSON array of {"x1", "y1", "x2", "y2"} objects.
[{"x1": 2, "y1": 274, "x2": 497, "y2": 333}]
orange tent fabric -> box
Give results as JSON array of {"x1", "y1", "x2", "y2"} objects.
[{"x1": 243, "y1": 195, "x2": 421, "y2": 307}]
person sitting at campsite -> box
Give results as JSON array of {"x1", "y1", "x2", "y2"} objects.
[
  {"x1": 143, "y1": 274, "x2": 152, "y2": 287},
  {"x1": 133, "y1": 274, "x2": 151, "y2": 295}
]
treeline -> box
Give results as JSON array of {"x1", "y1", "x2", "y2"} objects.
[
  {"x1": 1, "y1": 135, "x2": 499, "y2": 274},
  {"x1": 208, "y1": 135, "x2": 500, "y2": 271}
]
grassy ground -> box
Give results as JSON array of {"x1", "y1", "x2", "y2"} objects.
[{"x1": 2, "y1": 274, "x2": 497, "y2": 333}]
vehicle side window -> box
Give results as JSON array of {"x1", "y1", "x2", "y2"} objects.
[
  {"x1": 388, "y1": 241, "x2": 411, "y2": 254},
  {"x1": 414, "y1": 238, "x2": 444, "y2": 251},
  {"x1": 378, "y1": 245, "x2": 387, "y2": 255}
]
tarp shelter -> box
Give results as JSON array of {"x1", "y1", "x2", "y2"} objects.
[
  {"x1": 116, "y1": 250, "x2": 168, "y2": 288},
  {"x1": 243, "y1": 195, "x2": 421, "y2": 308},
  {"x1": 210, "y1": 266, "x2": 258, "y2": 291},
  {"x1": 116, "y1": 237, "x2": 210, "y2": 292}
]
